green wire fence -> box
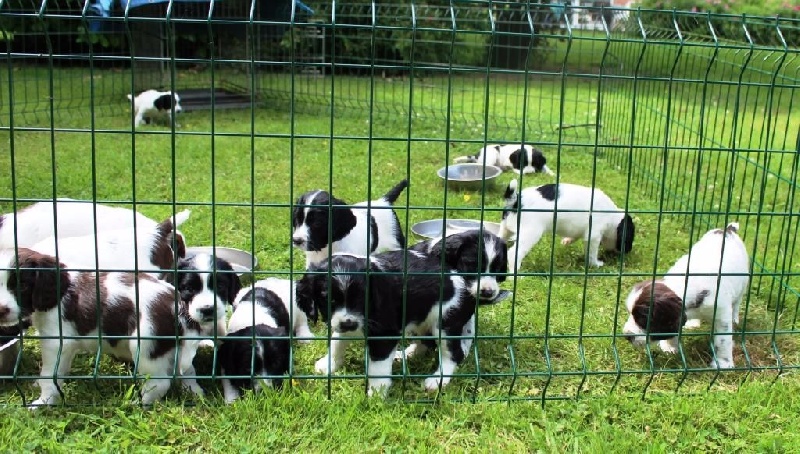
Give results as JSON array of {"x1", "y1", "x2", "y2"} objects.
[{"x1": 0, "y1": 0, "x2": 798, "y2": 406}]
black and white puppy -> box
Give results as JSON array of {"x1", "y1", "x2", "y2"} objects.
[
  {"x1": 0, "y1": 248, "x2": 215, "y2": 407},
  {"x1": 219, "y1": 278, "x2": 314, "y2": 403},
  {"x1": 623, "y1": 222, "x2": 750, "y2": 369},
  {"x1": 127, "y1": 89, "x2": 182, "y2": 128},
  {"x1": 454, "y1": 144, "x2": 554, "y2": 176},
  {"x1": 499, "y1": 179, "x2": 635, "y2": 272},
  {"x1": 296, "y1": 230, "x2": 507, "y2": 397},
  {"x1": 164, "y1": 253, "x2": 243, "y2": 347},
  {"x1": 292, "y1": 179, "x2": 409, "y2": 269}
]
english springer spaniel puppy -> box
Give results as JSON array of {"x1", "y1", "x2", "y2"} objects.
[
  {"x1": 499, "y1": 179, "x2": 635, "y2": 272},
  {"x1": 29, "y1": 210, "x2": 190, "y2": 277},
  {"x1": 127, "y1": 89, "x2": 182, "y2": 128},
  {"x1": 292, "y1": 179, "x2": 409, "y2": 269},
  {"x1": 219, "y1": 278, "x2": 313, "y2": 403},
  {"x1": 0, "y1": 248, "x2": 216, "y2": 407},
  {"x1": 296, "y1": 230, "x2": 508, "y2": 397},
  {"x1": 164, "y1": 253, "x2": 243, "y2": 348},
  {"x1": 0, "y1": 199, "x2": 163, "y2": 250},
  {"x1": 454, "y1": 144, "x2": 554, "y2": 176},
  {"x1": 623, "y1": 222, "x2": 750, "y2": 369}
]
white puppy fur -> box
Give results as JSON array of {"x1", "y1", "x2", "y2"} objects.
[
  {"x1": 29, "y1": 210, "x2": 191, "y2": 276},
  {"x1": 499, "y1": 179, "x2": 635, "y2": 272},
  {"x1": 454, "y1": 144, "x2": 555, "y2": 176},
  {"x1": 127, "y1": 89, "x2": 182, "y2": 128},
  {"x1": 0, "y1": 248, "x2": 218, "y2": 407},
  {"x1": 227, "y1": 278, "x2": 314, "y2": 345},
  {"x1": 0, "y1": 199, "x2": 161, "y2": 250},
  {"x1": 623, "y1": 222, "x2": 750, "y2": 369}
]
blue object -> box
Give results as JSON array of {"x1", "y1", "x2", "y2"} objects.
[{"x1": 86, "y1": 0, "x2": 314, "y2": 34}]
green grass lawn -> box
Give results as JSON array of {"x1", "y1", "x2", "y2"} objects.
[{"x1": 1, "y1": 32, "x2": 799, "y2": 450}]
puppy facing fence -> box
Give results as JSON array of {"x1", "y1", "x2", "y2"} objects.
[
  {"x1": 623, "y1": 222, "x2": 750, "y2": 369},
  {"x1": 219, "y1": 277, "x2": 314, "y2": 403},
  {"x1": 296, "y1": 229, "x2": 508, "y2": 397},
  {"x1": 291, "y1": 179, "x2": 409, "y2": 269},
  {"x1": 499, "y1": 179, "x2": 635, "y2": 272},
  {"x1": 0, "y1": 248, "x2": 213, "y2": 407}
]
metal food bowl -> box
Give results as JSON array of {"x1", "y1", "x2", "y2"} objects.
[
  {"x1": 184, "y1": 246, "x2": 258, "y2": 276},
  {"x1": 411, "y1": 218, "x2": 502, "y2": 240},
  {"x1": 437, "y1": 163, "x2": 502, "y2": 191}
]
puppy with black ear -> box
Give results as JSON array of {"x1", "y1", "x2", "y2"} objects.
[
  {"x1": 292, "y1": 179, "x2": 409, "y2": 269},
  {"x1": 127, "y1": 89, "x2": 182, "y2": 128},
  {"x1": 296, "y1": 230, "x2": 507, "y2": 397},
  {"x1": 163, "y1": 253, "x2": 242, "y2": 348},
  {"x1": 218, "y1": 278, "x2": 314, "y2": 403},
  {"x1": 499, "y1": 179, "x2": 635, "y2": 272},
  {"x1": 454, "y1": 144, "x2": 554, "y2": 176},
  {"x1": 623, "y1": 222, "x2": 750, "y2": 369}
]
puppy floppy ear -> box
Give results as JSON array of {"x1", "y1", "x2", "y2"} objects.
[
  {"x1": 631, "y1": 283, "x2": 684, "y2": 341},
  {"x1": 15, "y1": 249, "x2": 70, "y2": 313},
  {"x1": 442, "y1": 233, "x2": 467, "y2": 270},
  {"x1": 296, "y1": 273, "x2": 321, "y2": 324},
  {"x1": 227, "y1": 272, "x2": 243, "y2": 305}
]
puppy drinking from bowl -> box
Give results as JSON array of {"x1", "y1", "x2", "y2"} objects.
[
  {"x1": 622, "y1": 222, "x2": 750, "y2": 369},
  {"x1": 454, "y1": 144, "x2": 554, "y2": 176},
  {"x1": 499, "y1": 179, "x2": 635, "y2": 272},
  {"x1": 292, "y1": 179, "x2": 409, "y2": 269}
]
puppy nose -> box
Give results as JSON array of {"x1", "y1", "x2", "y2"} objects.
[
  {"x1": 199, "y1": 306, "x2": 216, "y2": 317},
  {"x1": 292, "y1": 237, "x2": 305, "y2": 246},
  {"x1": 0, "y1": 307, "x2": 9, "y2": 317},
  {"x1": 479, "y1": 288, "x2": 497, "y2": 299},
  {"x1": 338, "y1": 319, "x2": 359, "y2": 332}
]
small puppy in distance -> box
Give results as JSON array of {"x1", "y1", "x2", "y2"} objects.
[
  {"x1": 623, "y1": 222, "x2": 750, "y2": 369},
  {"x1": 499, "y1": 179, "x2": 635, "y2": 272},
  {"x1": 292, "y1": 179, "x2": 409, "y2": 269},
  {"x1": 219, "y1": 278, "x2": 314, "y2": 403},
  {"x1": 454, "y1": 144, "x2": 555, "y2": 176},
  {"x1": 127, "y1": 89, "x2": 183, "y2": 128},
  {"x1": 0, "y1": 248, "x2": 213, "y2": 407}
]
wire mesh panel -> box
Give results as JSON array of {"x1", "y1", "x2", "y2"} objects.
[{"x1": 0, "y1": 0, "x2": 798, "y2": 408}]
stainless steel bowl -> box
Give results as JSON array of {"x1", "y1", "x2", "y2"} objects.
[
  {"x1": 184, "y1": 246, "x2": 258, "y2": 276},
  {"x1": 437, "y1": 164, "x2": 502, "y2": 191},
  {"x1": 411, "y1": 218, "x2": 502, "y2": 240}
]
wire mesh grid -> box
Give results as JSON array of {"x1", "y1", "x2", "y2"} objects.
[{"x1": 0, "y1": 1, "x2": 798, "y2": 407}]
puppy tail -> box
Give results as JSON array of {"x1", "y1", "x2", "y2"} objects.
[
  {"x1": 381, "y1": 179, "x2": 409, "y2": 204},
  {"x1": 503, "y1": 179, "x2": 519, "y2": 205},
  {"x1": 725, "y1": 222, "x2": 740, "y2": 234},
  {"x1": 172, "y1": 209, "x2": 192, "y2": 227}
]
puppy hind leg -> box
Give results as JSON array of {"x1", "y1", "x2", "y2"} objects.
[{"x1": 710, "y1": 308, "x2": 735, "y2": 369}]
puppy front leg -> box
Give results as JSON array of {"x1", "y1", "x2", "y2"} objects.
[
  {"x1": 424, "y1": 318, "x2": 474, "y2": 392},
  {"x1": 221, "y1": 376, "x2": 241, "y2": 404},
  {"x1": 585, "y1": 234, "x2": 604, "y2": 267},
  {"x1": 294, "y1": 312, "x2": 315, "y2": 345},
  {"x1": 710, "y1": 308, "x2": 735, "y2": 369},
  {"x1": 31, "y1": 341, "x2": 78, "y2": 408},
  {"x1": 314, "y1": 332, "x2": 351, "y2": 375}
]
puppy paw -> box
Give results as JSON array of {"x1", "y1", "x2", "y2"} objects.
[
  {"x1": 658, "y1": 339, "x2": 679, "y2": 354},
  {"x1": 314, "y1": 355, "x2": 338, "y2": 375},
  {"x1": 295, "y1": 327, "x2": 315, "y2": 345},
  {"x1": 710, "y1": 358, "x2": 735, "y2": 369},
  {"x1": 560, "y1": 237, "x2": 575, "y2": 246},
  {"x1": 198, "y1": 339, "x2": 216, "y2": 349},
  {"x1": 683, "y1": 319, "x2": 703, "y2": 330},
  {"x1": 588, "y1": 259, "x2": 605, "y2": 267},
  {"x1": 182, "y1": 378, "x2": 205, "y2": 398},
  {"x1": 28, "y1": 397, "x2": 55, "y2": 410},
  {"x1": 423, "y1": 375, "x2": 451, "y2": 392},
  {"x1": 367, "y1": 379, "x2": 391, "y2": 398}
]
